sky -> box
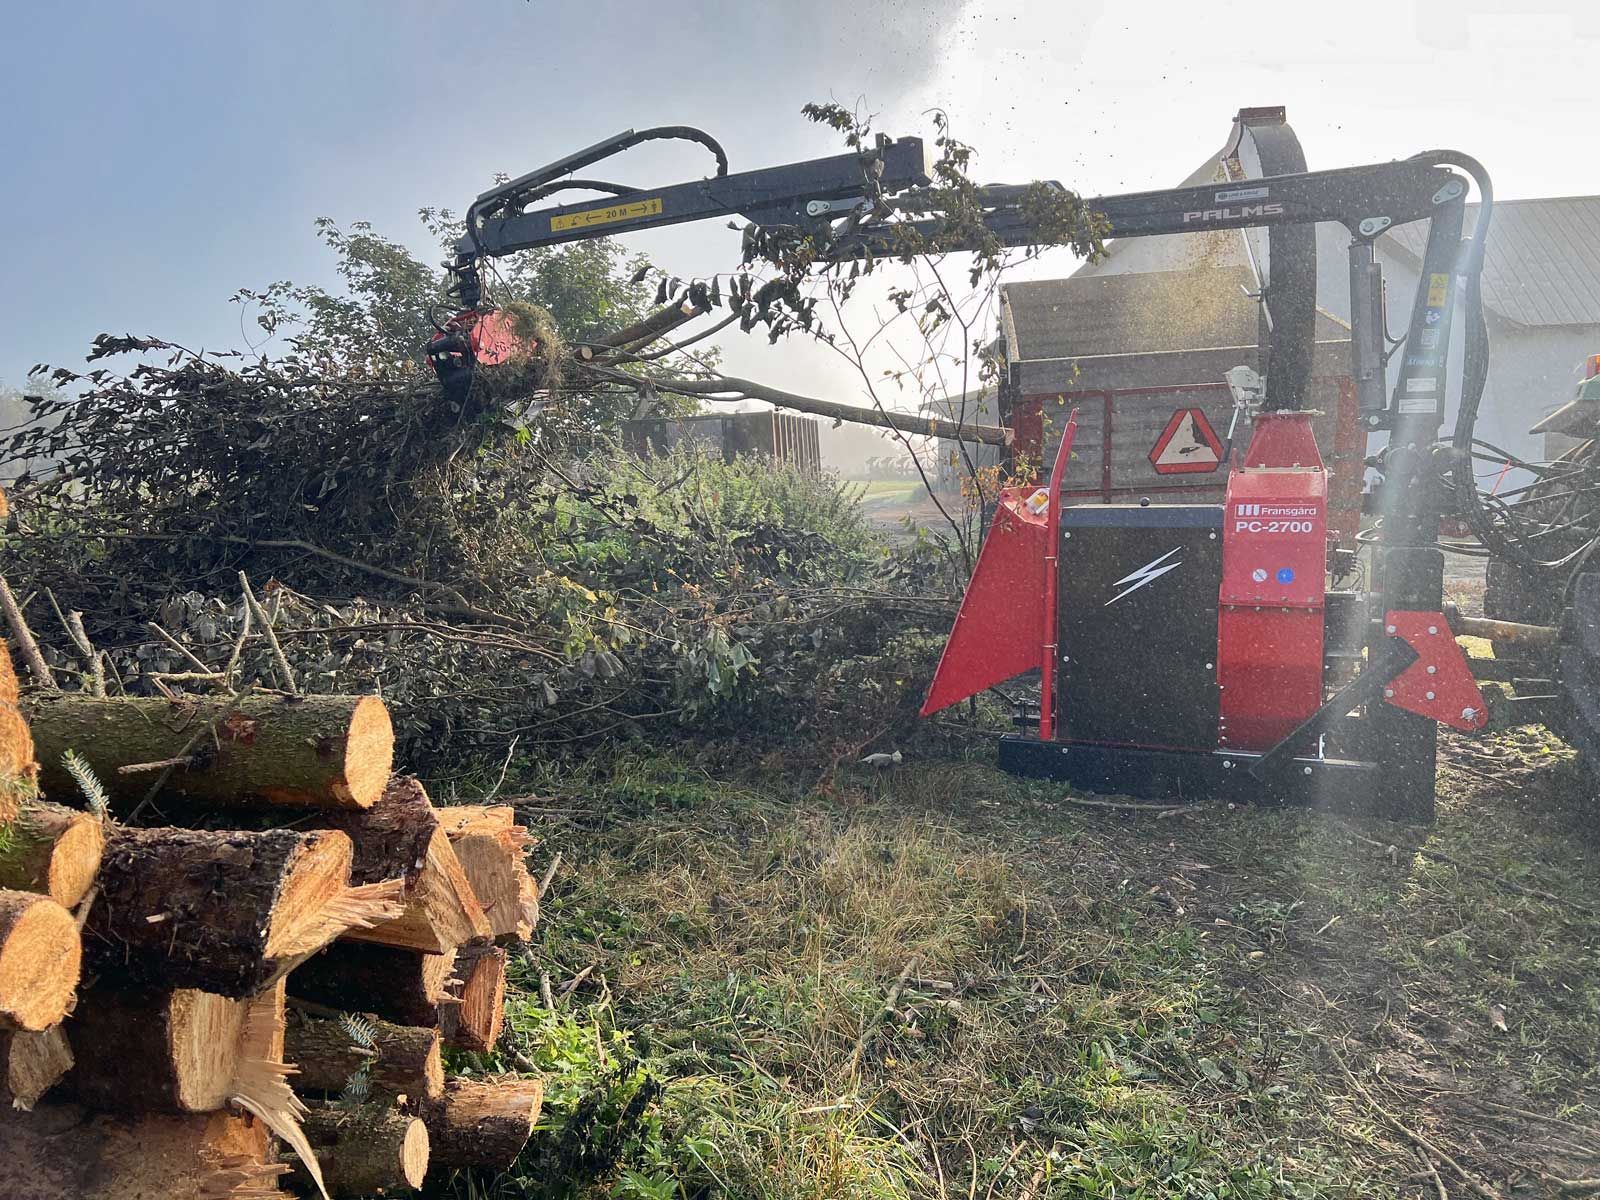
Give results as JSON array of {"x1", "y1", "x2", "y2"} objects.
[{"x1": 4, "y1": 0, "x2": 1597, "y2": 453}]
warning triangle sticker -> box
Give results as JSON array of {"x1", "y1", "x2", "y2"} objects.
[{"x1": 1149, "y1": 407, "x2": 1223, "y2": 474}]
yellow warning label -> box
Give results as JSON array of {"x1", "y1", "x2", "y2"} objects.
[
  {"x1": 1427, "y1": 272, "x2": 1449, "y2": 307},
  {"x1": 551, "y1": 197, "x2": 663, "y2": 232}
]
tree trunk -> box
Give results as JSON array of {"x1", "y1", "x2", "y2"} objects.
[
  {"x1": 415, "y1": 1076, "x2": 543, "y2": 1172},
  {"x1": 285, "y1": 1012, "x2": 443, "y2": 1102},
  {"x1": 0, "y1": 801, "x2": 104, "y2": 908},
  {"x1": 299, "y1": 1103, "x2": 429, "y2": 1196},
  {"x1": 0, "y1": 1025, "x2": 73, "y2": 1110},
  {"x1": 290, "y1": 944, "x2": 458, "y2": 1028},
  {"x1": 439, "y1": 943, "x2": 506, "y2": 1054},
  {"x1": 0, "y1": 889, "x2": 80, "y2": 1031},
  {"x1": 343, "y1": 826, "x2": 490, "y2": 953},
  {"x1": 85, "y1": 826, "x2": 361, "y2": 996},
  {"x1": 0, "y1": 1103, "x2": 288, "y2": 1200},
  {"x1": 316, "y1": 775, "x2": 438, "y2": 888},
  {"x1": 437, "y1": 805, "x2": 538, "y2": 943},
  {"x1": 24, "y1": 692, "x2": 393, "y2": 811},
  {"x1": 65, "y1": 986, "x2": 249, "y2": 1112}
]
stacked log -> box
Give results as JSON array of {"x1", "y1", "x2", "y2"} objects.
[{"x1": 0, "y1": 637, "x2": 546, "y2": 1196}]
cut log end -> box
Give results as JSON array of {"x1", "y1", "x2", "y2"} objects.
[
  {"x1": 336, "y1": 695, "x2": 394, "y2": 809},
  {"x1": 174, "y1": 991, "x2": 248, "y2": 1112},
  {"x1": 0, "y1": 803, "x2": 105, "y2": 908},
  {"x1": 262, "y1": 830, "x2": 354, "y2": 959},
  {"x1": 399, "y1": 1116, "x2": 430, "y2": 1189},
  {"x1": 44, "y1": 814, "x2": 104, "y2": 908},
  {"x1": 0, "y1": 890, "x2": 81, "y2": 1031}
]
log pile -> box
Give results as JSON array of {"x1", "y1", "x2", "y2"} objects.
[{"x1": 0, "y1": 638, "x2": 547, "y2": 1198}]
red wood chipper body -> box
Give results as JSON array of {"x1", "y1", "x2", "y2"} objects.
[{"x1": 921, "y1": 409, "x2": 1487, "y2": 813}]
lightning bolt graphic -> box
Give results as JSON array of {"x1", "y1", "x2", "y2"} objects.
[{"x1": 1105, "y1": 547, "x2": 1183, "y2": 606}]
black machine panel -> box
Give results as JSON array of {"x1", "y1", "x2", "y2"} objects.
[{"x1": 1058, "y1": 505, "x2": 1223, "y2": 750}]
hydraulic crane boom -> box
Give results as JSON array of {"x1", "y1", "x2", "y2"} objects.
[{"x1": 437, "y1": 121, "x2": 1483, "y2": 437}]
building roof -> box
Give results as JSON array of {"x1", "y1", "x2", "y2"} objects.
[
  {"x1": 1000, "y1": 266, "x2": 1349, "y2": 363},
  {"x1": 1383, "y1": 196, "x2": 1600, "y2": 329}
]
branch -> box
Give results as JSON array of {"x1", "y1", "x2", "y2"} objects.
[
  {"x1": 0, "y1": 575, "x2": 58, "y2": 691},
  {"x1": 649, "y1": 374, "x2": 1012, "y2": 446},
  {"x1": 238, "y1": 573, "x2": 298, "y2": 695},
  {"x1": 590, "y1": 301, "x2": 703, "y2": 352}
]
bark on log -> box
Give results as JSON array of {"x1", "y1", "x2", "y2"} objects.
[
  {"x1": 0, "y1": 1025, "x2": 73, "y2": 1110},
  {"x1": 437, "y1": 805, "x2": 538, "y2": 943},
  {"x1": 299, "y1": 1103, "x2": 429, "y2": 1196},
  {"x1": 24, "y1": 692, "x2": 393, "y2": 810},
  {"x1": 416, "y1": 1076, "x2": 544, "y2": 1172},
  {"x1": 0, "y1": 800, "x2": 104, "y2": 908},
  {"x1": 316, "y1": 776, "x2": 438, "y2": 888},
  {"x1": 85, "y1": 826, "x2": 366, "y2": 996},
  {"x1": 0, "y1": 889, "x2": 81, "y2": 1031},
  {"x1": 343, "y1": 826, "x2": 490, "y2": 953},
  {"x1": 285, "y1": 1012, "x2": 443, "y2": 1102},
  {"x1": 290, "y1": 944, "x2": 458, "y2": 1028},
  {"x1": 439, "y1": 943, "x2": 506, "y2": 1054},
  {"x1": 0, "y1": 1103, "x2": 288, "y2": 1200},
  {"x1": 66, "y1": 986, "x2": 248, "y2": 1112}
]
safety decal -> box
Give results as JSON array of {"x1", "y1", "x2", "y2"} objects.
[
  {"x1": 1149, "y1": 407, "x2": 1223, "y2": 474},
  {"x1": 552, "y1": 197, "x2": 663, "y2": 232}
]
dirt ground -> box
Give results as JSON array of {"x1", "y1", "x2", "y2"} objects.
[{"x1": 506, "y1": 723, "x2": 1599, "y2": 1199}]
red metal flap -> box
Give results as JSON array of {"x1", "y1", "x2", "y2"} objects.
[
  {"x1": 1382, "y1": 610, "x2": 1489, "y2": 731},
  {"x1": 920, "y1": 489, "x2": 1048, "y2": 716}
]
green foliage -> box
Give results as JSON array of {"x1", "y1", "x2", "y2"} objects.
[
  {"x1": 236, "y1": 213, "x2": 653, "y2": 372},
  {"x1": 61, "y1": 749, "x2": 108, "y2": 818}
]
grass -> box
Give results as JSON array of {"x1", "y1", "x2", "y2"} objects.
[{"x1": 449, "y1": 731, "x2": 1600, "y2": 1200}]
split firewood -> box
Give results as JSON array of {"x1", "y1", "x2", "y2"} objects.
[
  {"x1": 0, "y1": 1025, "x2": 73, "y2": 1110},
  {"x1": 0, "y1": 1102, "x2": 289, "y2": 1200},
  {"x1": 298, "y1": 1103, "x2": 429, "y2": 1197},
  {"x1": 0, "y1": 889, "x2": 81, "y2": 1031},
  {"x1": 439, "y1": 942, "x2": 506, "y2": 1054},
  {"x1": 437, "y1": 804, "x2": 538, "y2": 942},
  {"x1": 24, "y1": 692, "x2": 394, "y2": 810},
  {"x1": 414, "y1": 1076, "x2": 544, "y2": 1172},
  {"x1": 316, "y1": 775, "x2": 439, "y2": 889},
  {"x1": 285, "y1": 1011, "x2": 444, "y2": 1102},
  {"x1": 291, "y1": 943, "x2": 459, "y2": 1029},
  {"x1": 0, "y1": 801, "x2": 104, "y2": 908},
  {"x1": 85, "y1": 826, "x2": 401, "y2": 997},
  {"x1": 343, "y1": 825, "x2": 490, "y2": 953}
]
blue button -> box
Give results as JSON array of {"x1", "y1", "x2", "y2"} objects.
[{"x1": 1276, "y1": 567, "x2": 1295, "y2": 584}]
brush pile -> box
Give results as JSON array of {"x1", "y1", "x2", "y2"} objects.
[{"x1": 0, "y1": 619, "x2": 546, "y2": 1197}]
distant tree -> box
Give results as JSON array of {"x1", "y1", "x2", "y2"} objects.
[{"x1": 236, "y1": 212, "x2": 654, "y2": 374}]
